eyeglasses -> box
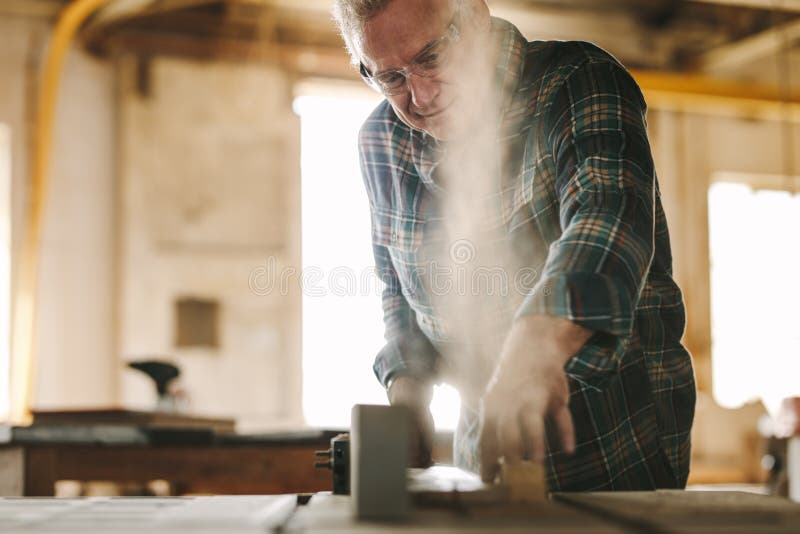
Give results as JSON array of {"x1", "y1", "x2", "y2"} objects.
[{"x1": 359, "y1": 13, "x2": 461, "y2": 96}]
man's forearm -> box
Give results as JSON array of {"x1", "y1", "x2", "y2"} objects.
[{"x1": 509, "y1": 314, "x2": 594, "y2": 367}]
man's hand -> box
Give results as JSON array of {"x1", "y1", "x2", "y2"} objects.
[
  {"x1": 388, "y1": 375, "x2": 435, "y2": 467},
  {"x1": 479, "y1": 315, "x2": 592, "y2": 483}
]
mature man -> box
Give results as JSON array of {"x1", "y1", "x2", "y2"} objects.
[{"x1": 333, "y1": 0, "x2": 696, "y2": 491}]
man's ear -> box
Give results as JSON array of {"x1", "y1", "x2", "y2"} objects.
[{"x1": 464, "y1": 0, "x2": 491, "y2": 32}]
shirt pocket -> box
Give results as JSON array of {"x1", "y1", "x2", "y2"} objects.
[
  {"x1": 565, "y1": 331, "x2": 628, "y2": 392},
  {"x1": 371, "y1": 206, "x2": 427, "y2": 301}
]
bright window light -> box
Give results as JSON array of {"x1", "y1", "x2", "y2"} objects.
[
  {"x1": 295, "y1": 91, "x2": 461, "y2": 430},
  {"x1": 709, "y1": 181, "x2": 800, "y2": 415},
  {"x1": 0, "y1": 124, "x2": 10, "y2": 421}
]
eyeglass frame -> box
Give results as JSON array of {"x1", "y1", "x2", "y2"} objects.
[{"x1": 358, "y1": 12, "x2": 462, "y2": 96}]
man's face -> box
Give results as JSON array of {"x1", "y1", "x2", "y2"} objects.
[{"x1": 359, "y1": 0, "x2": 489, "y2": 140}]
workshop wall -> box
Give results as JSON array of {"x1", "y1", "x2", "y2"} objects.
[
  {"x1": 643, "y1": 44, "x2": 800, "y2": 482},
  {"x1": 115, "y1": 55, "x2": 303, "y2": 430},
  {"x1": 0, "y1": 14, "x2": 117, "y2": 411},
  {"x1": 649, "y1": 106, "x2": 800, "y2": 484}
]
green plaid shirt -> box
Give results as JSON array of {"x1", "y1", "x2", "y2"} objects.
[{"x1": 359, "y1": 18, "x2": 696, "y2": 491}]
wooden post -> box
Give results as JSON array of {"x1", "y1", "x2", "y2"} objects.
[
  {"x1": 23, "y1": 447, "x2": 57, "y2": 496},
  {"x1": 0, "y1": 447, "x2": 24, "y2": 496}
]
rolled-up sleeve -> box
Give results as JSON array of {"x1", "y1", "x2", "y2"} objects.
[
  {"x1": 358, "y1": 122, "x2": 440, "y2": 389},
  {"x1": 371, "y1": 240, "x2": 440, "y2": 388},
  {"x1": 516, "y1": 60, "x2": 656, "y2": 344}
]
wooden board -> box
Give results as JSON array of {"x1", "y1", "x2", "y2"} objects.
[
  {"x1": 0, "y1": 495, "x2": 297, "y2": 533},
  {"x1": 31, "y1": 409, "x2": 236, "y2": 433},
  {"x1": 556, "y1": 489, "x2": 800, "y2": 533},
  {"x1": 408, "y1": 463, "x2": 547, "y2": 507},
  {"x1": 0, "y1": 442, "x2": 333, "y2": 496},
  {"x1": 407, "y1": 465, "x2": 506, "y2": 507},
  {"x1": 286, "y1": 492, "x2": 625, "y2": 533}
]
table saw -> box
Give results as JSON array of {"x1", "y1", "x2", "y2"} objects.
[
  {"x1": 3, "y1": 405, "x2": 800, "y2": 533},
  {"x1": 3, "y1": 485, "x2": 800, "y2": 533}
]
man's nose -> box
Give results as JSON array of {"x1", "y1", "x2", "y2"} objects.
[{"x1": 407, "y1": 73, "x2": 439, "y2": 109}]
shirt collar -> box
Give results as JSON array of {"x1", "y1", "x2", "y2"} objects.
[
  {"x1": 411, "y1": 17, "x2": 527, "y2": 192},
  {"x1": 492, "y1": 17, "x2": 527, "y2": 118}
]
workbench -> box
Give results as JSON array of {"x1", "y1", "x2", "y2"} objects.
[
  {"x1": 0, "y1": 428, "x2": 339, "y2": 496},
  {"x1": 0, "y1": 426, "x2": 454, "y2": 497},
  {"x1": 2, "y1": 489, "x2": 799, "y2": 533}
]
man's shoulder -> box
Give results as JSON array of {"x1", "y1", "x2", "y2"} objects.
[
  {"x1": 357, "y1": 99, "x2": 418, "y2": 205},
  {"x1": 521, "y1": 40, "x2": 626, "y2": 86},
  {"x1": 358, "y1": 99, "x2": 409, "y2": 150}
]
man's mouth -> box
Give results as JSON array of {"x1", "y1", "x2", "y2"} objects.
[{"x1": 412, "y1": 101, "x2": 454, "y2": 120}]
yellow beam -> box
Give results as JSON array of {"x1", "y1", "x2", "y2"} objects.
[
  {"x1": 631, "y1": 70, "x2": 800, "y2": 123},
  {"x1": 691, "y1": 0, "x2": 800, "y2": 11},
  {"x1": 250, "y1": 42, "x2": 800, "y2": 123},
  {"x1": 10, "y1": 0, "x2": 112, "y2": 424}
]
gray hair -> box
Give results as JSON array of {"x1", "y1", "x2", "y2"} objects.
[{"x1": 332, "y1": 0, "x2": 463, "y2": 65}]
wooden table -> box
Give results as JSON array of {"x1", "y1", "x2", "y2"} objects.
[
  {"x1": 288, "y1": 492, "x2": 626, "y2": 533},
  {"x1": 289, "y1": 490, "x2": 800, "y2": 533},
  {"x1": 4, "y1": 490, "x2": 798, "y2": 533},
  {"x1": 0, "y1": 427, "x2": 456, "y2": 497},
  {"x1": 0, "y1": 429, "x2": 340, "y2": 496}
]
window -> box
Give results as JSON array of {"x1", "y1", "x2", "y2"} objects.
[
  {"x1": 0, "y1": 124, "x2": 10, "y2": 421},
  {"x1": 295, "y1": 89, "x2": 460, "y2": 429},
  {"x1": 709, "y1": 178, "x2": 800, "y2": 415}
]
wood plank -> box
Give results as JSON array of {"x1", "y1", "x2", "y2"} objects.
[
  {"x1": 498, "y1": 460, "x2": 547, "y2": 503},
  {"x1": 692, "y1": 0, "x2": 800, "y2": 11},
  {"x1": 634, "y1": 71, "x2": 800, "y2": 124},
  {"x1": 23, "y1": 447, "x2": 57, "y2": 497},
  {"x1": 556, "y1": 490, "x2": 800, "y2": 533},
  {"x1": 0, "y1": 447, "x2": 24, "y2": 496},
  {"x1": 0, "y1": 495, "x2": 298, "y2": 532},
  {"x1": 30, "y1": 408, "x2": 236, "y2": 433},
  {"x1": 25, "y1": 444, "x2": 331, "y2": 495},
  {"x1": 289, "y1": 492, "x2": 626, "y2": 532}
]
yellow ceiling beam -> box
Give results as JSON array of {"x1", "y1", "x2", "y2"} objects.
[
  {"x1": 632, "y1": 70, "x2": 800, "y2": 123},
  {"x1": 691, "y1": 0, "x2": 800, "y2": 11}
]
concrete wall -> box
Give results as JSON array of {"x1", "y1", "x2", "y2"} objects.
[
  {"x1": 116, "y1": 56, "x2": 302, "y2": 431},
  {"x1": 0, "y1": 13, "x2": 116, "y2": 412},
  {"x1": 2, "y1": 15, "x2": 303, "y2": 430}
]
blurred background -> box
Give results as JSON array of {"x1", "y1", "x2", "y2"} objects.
[{"x1": 1, "y1": 0, "x2": 800, "y2": 493}]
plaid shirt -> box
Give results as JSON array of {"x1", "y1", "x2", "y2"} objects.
[{"x1": 359, "y1": 18, "x2": 696, "y2": 491}]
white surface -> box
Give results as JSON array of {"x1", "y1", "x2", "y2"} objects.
[
  {"x1": 0, "y1": 495, "x2": 297, "y2": 533},
  {"x1": 34, "y1": 46, "x2": 117, "y2": 411},
  {"x1": 406, "y1": 465, "x2": 487, "y2": 494}
]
